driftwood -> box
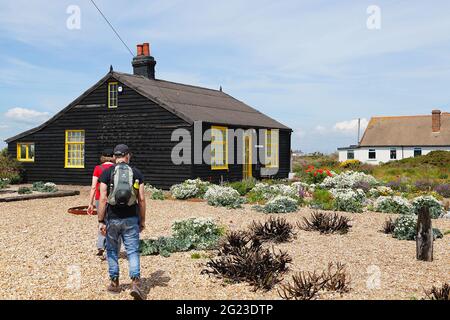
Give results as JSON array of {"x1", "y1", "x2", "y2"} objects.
[
  {"x1": 0, "y1": 190, "x2": 80, "y2": 202},
  {"x1": 416, "y1": 206, "x2": 433, "y2": 262}
]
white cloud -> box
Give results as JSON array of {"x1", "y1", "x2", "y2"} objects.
[
  {"x1": 5, "y1": 107, "x2": 50, "y2": 123},
  {"x1": 333, "y1": 118, "x2": 368, "y2": 133}
]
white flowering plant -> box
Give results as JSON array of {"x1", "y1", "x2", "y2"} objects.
[
  {"x1": 330, "y1": 188, "x2": 366, "y2": 213},
  {"x1": 321, "y1": 171, "x2": 379, "y2": 190},
  {"x1": 170, "y1": 178, "x2": 212, "y2": 200},
  {"x1": 411, "y1": 196, "x2": 445, "y2": 219},
  {"x1": 249, "y1": 182, "x2": 298, "y2": 201},
  {"x1": 32, "y1": 181, "x2": 58, "y2": 193},
  {"x1": 255, "y1": 195, "x2": 298, "y2": 214},
  {"x1": 392, "y1": 215, "x2": 417, "y2": 240},
  {"x1": 204, "y1": 185, "x2": 245, "y2": 209},
  {"x1": 369, "y1": 186, "x2": 395, "y2": 198},
  {"x1": 373, "y1": 196, "x2": 412, "y2": 215}
]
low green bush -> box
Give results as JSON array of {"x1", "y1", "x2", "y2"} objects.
[
  {"x1": 204, "y1": 185, "x2": 245, "y2": 209},
  {"x1": 411, "y1": 196, "x2": 444, "y2": 219},
  {"x1": 32, "y1": 181, "x2": 57, "y2": 193},
  {"x1": 311, "y1": 188, "x2": 335, "y2": 211},
  {"x1": 254, "y1": 195, "x2": 298, "y2": 214},
  {"x1": 0, "y1": 149, "x2": 22, "y2": 184},
  {"x1": 373, "y1": 196, "x2": 412, "y2": 215},
  {"x1": 392, "y1": 215, "x2": 443, "y2": 241},
  {"x1": 140, "y1": 218, "x2": 224, "y2": 257},
  {"x1": 227, "y1": 178, "x2": 257, "y2": 196},
  {"x1": 18, "y1": 187, "x2": 32, "y2": 194},
  {"x1": 151, "y1": 189, "x2": 165, "y2": 200}
]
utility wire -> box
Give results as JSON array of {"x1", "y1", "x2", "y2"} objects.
[{"x1": 89, "y1": 0, "x2": 134, "y2": 57}]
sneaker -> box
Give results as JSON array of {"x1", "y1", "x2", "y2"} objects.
[
  {"x1": 130, "y1": 278, "x2": 145, "y2": 300},
  {"x1": 96, "y1": 249, "x2": 104, "y2": 256},
  {"x1": 107, "y1": 278, "x2": 121, "y2": 293}
]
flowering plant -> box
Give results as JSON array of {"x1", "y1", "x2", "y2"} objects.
[
  {"x1": 255, "y1": 195, "x2": 298, "y2": 213},
  {"x1": 330, "y1": 188, "x2": 366, "y2": 213},
  {"x1": 204, "y1": 185, "x2": 245, "y2": 208},
  {"x1": 373, "y1": 196, "x2": 412, "y2": 215},
  {"x1": 305, "y1": 165, "x2": 332, "y2": 184},
  {"x1": 411, "y1": 196, "x2": 445, "y2": 219},
  {"x1": 321, "y1": 171, "x2": 378, "y2": 189}
]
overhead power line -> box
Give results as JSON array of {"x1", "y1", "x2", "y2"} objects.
[{"x1": 89, "y1": 0, "x2": 134, "y2": 57}]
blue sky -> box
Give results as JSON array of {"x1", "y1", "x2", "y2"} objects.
[{"x1": 1, "y1": 0, "x2": 450, "y2": 153}]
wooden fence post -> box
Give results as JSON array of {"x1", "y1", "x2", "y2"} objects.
[{"x1": 416, "y1": 206, "x2": 433, "y2": 262}]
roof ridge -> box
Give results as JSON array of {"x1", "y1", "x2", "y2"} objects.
[{"x1": 114, "y1": 71, "x2": 223, "y2": 94}]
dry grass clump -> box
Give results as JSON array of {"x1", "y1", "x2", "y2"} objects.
[
  {"x1": 424, "y1": 283, "x2": 449, "y2": 300},
  {"x1": 298, "y1": 211, "x2": 352, "y2": 234},
  {"x1": 278, "y1": 262, "x2": 351, "y2": 300},
  {"x1": 382, "y1": 218, "x2": 396, "y2": 234},
  {"x1": 202, "y1": 232, "x2": 292, "y2": 291},
  {"x1": 249, "y1": 217, "x2": 296, "y2": 243}
]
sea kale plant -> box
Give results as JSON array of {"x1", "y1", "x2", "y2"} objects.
[
  {"x1": 392, "y1": 215, "x2": 417, "y2": 240},
  {"x1": 373, "y1": 196, "x2": 413, "y2": 215},
  {"x1": 32, "y1": 181, "x2": 57, "y2": 193},
  {"x1": 330, "y1": 188, "x2": 366, "y2": 213},
  {"x1": 320, "y1": 171, "x2": 378, "y2": 190},
  {"x1": 140, "y1": 218, "x2": 224, "y2": 257},
  {"x1": 368, "y1": 186, "x2": 394, "y2": 198},
  {"x1": 204, "y1": 185, "x2": 245, "y2": 209},
  {"x1": 254, "y1": 195, "x2": 299, "y2": 213},
  {"x1": 411, "y1": 196, "x2": 445, "y2": 219},
  {"x1": 249, "y1": 183, "x2": 298, "y2": 201},
  {"x1": 170, "y1": 178, "x2": 211, "y2": 200}
]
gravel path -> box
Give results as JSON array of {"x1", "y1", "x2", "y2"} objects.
[{"x1": 0, "y1": 185, "x2": 448, "y2": 300}]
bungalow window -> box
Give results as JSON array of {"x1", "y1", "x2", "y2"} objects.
[
  {"x1": 414, "y1": 148, "x2": 422, "y2": 157},
  {"x1": 211, "y1": 126, "x2": 228, "y2": 170},
  {"x1": 390, "y1": 149, "x2": 397, "y2": 160},
  {"x1": 17, "y1": 143, "x2": 35, "y2": 162},
  {"x1": 265, "y1": 129, "x2": 279, "y2": 168},
  {"x1": 108, "y1": 82, "x2": 118, "y2": 108},
  {"x1": 65, "y1": 130, "x2": 85, "y2": 168},
  {"x1": 347, "y1": 150, "x2": 354, "y2": 160},
  {"x1": 368, "y1": 149, "x2": 376, "y2": 160}
]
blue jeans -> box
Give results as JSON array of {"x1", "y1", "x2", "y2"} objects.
[{"x1": 106, "y1": 216, "x2": 140, "y2": 280}]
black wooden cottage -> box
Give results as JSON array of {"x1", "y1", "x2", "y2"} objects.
[{"x1": 6, "y1": 43, "x2": 292, "y2": 189}]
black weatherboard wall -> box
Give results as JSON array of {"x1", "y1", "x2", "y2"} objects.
[{"x1": 7, "y1": 78, "x2": 192, "y2": 189}]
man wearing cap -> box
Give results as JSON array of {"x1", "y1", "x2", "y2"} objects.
[
  {"x1": 87, "y1": 148, "x2": 115, "y2": 256},
  {"x1": 97, "y1": 144, "x2": 146, "y2": 300}
]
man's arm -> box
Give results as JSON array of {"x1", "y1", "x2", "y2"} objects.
[
  {"x1": 138, "y1": 183, "x2": 146, "y2": 232},
  {"x1": 98, "y1": 182, "x2": 108, "y2": 235}
]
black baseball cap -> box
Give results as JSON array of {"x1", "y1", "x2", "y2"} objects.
[
  {"x1": 113, "y1": 144, "x2": 130, "y2": 156},
  {"x1": 101, "y1": 148, "x2": 114, "y2": 157}
]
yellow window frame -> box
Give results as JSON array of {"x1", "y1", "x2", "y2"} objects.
[
  {"x1": 265, "y1": 129, "x2": 279, "y2": 168},
  {"x1": 211, "y1": 126, "x2": 228, "y2": 170},
  {"x1": 17, "y1": 142, "x2": 35, "y2": 162},
  {"x1": 108, "y1": 82, "x2": 118, "y2": 108},
  {"x1": 65, "y1": 130, "x2": 85, "y2": 169}
]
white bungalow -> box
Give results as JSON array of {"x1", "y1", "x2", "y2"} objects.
[{"x1": 338, "y1": 110, "x2": 450, "y2": 164}]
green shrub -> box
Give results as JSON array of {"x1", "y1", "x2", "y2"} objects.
[
  {"x1": 204, "y1": 185, "x2": 245, "y2": 209},
  {"x1": 170, "y1": 178, "x2": 211, "y2": 199},
  {"x1": 151, "y1": 189, "x2": 165, "y2": 200},
  {"x1": 373, "y1": 196, "x2": 412, "y2": 215},
  {"x1": 0, "y1": 149, "x2": 22, "y2": 184},
  {"x1": 392, "y1": 215, "x2": 443, "y2": 241},
  {"x1": 411, "y1": 196, "x2": 444, "y2": 219},
  {"x1": 32, "y1": 181, "x2": 57, "y2": 193},
  {"x1": 311, "y1": 188, "x2": 335, "y2": 210},
  {"x1": 330, "y1": 189, "x2": 365, "y2": 213},
  {"x1": 140, "y1": 218, "x2": 224, "y2": 257},
  {"x1": 0, "y1": 179, "x2": 8, "y2": 189},
  {"x1": 18, "y1": 187, "x2": 32, "y2": 194},
  {"x1": 227, "y1": 178, "x2": 257, "y2": 196},
  {"x1": 254, "y1": 195, "x2": 298, "y2": 214}
]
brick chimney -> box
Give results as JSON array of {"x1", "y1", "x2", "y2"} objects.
[
  {"x1": 132, "y1": 42, "x2": 156, "y2": 79},
  {"x1": 432, "y1": 109, "x2": 441, "y2": 132}
]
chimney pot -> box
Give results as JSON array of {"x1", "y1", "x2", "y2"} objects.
[
  {"x1": 137, "y1": 44, "x2": 144, "y2": 56},
  {"x1": 132, "y1": 42, "x2": 156, "y2": 79},
  {"x1": 432, "y1": 109, "x2": 441, "y2": 132},
  {"x1": 143, "y1": 43, "x2": 150, "y2": 56}
]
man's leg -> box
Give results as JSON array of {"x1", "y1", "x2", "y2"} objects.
[
  {"x1": 121, "y1": 216, "x2": 143, "y2": 299},
  {"x1": 106, "y1": 219, "x2": 122, "y2": 292}
]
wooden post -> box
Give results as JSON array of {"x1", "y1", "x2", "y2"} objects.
[{"x1": 416, "y1": 206, "x2": 433, "y2": 262}]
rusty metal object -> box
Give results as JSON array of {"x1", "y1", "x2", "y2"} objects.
[{"x1": 68, "y1": 206, "x2": 97, "y2": 215}]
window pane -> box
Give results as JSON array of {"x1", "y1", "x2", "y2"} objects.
[{"x1": 369, "y1": 149, "x2": 376, "y2": 159}]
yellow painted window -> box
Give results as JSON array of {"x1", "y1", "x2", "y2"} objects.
[
  {"x1": 211, "y1": 126, "x2": 228, "y2": 170},
  {"x1": 265, "y1": 129, "x2": 279, "y2": 168},
  {"x1": 65, "y1": 130, "x2": 85, "y2": 168},
  {"x1": 108, "y1": 82, "x2": 118, "y2": 108},
  {"x1": 17, "y1": 143, "x2": 35, "y2": 162}
]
